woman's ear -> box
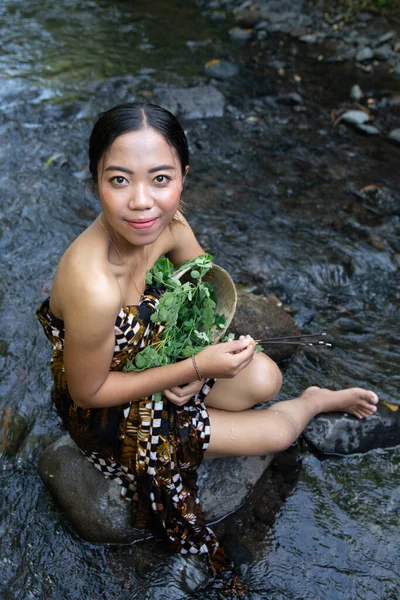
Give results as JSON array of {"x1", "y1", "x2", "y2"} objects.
[{"x1": 183, "y1": 165, "x2": 190, "y2": 182}]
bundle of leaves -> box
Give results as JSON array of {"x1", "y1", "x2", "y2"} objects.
[{"x1": 125, "y1": 254, "x2": 227, "y2": 372}]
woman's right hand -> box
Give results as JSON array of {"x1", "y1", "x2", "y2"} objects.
[{"x1": 195, "y1": 335, "x2": 255, "y2": 379}]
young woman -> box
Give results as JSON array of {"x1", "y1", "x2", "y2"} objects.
[{"x1": 37, "y1": 102, "x2": 378, "y2": 586}]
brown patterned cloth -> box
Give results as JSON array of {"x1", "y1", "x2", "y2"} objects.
[
  {"x1": 36, "y1": 284, "x2": 249, "y2": 595},
  {"x1": 36, "y1": 283, "x2": 216, "y2": 549}
]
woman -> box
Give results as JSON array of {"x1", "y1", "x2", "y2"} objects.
[{"x1": 37, "y1": 102, "x2": 378, "y2": 586}]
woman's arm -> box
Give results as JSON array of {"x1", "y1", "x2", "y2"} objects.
[{"x1": 62, "y1": 264, "x2": 254, "y2": 409}]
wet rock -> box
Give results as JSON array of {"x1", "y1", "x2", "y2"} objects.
[
  {"x1": 290, "y1": 27, "x2": 308, "y2": 38},
  {"x1": 229, "y1": 290, "x2": 301, "y2": 363},
  {"x1": 356, "y1": 12, "x2": 373, "y2": 22},
  {"x1": 388, "y1": 128, "x2": 400, "y2": 145},
  {"x1": 375, "y1": 31, "x2": 395, "y2": 46},
  {"x1": 229, "y1": 26, "x2": 253, "y2": 44},
  {"x1": 204, "y1": 59, "x2": 239, "y2": 79},
  {"x1": 235, "y1": 9, "x2": 262, "y2": 28},
  {"x1": 341, "y1": 110, "x2": 370, "y2": 125},
  {"x1": 357, "y1": 124, "x2": 380, "y2": 135},
  {"x1": 299, "y1": 34, "x2": 318, "y2": 44},
  {"x1": 356, "y1": 47, "x2": 374, "y2": 62},
  {"x1": 0, "y1": 408, "x2": 28, "y2": 457},
  {"x1": 209, "y1": 10, "x2": 227, "y2": 22},
  {"x1": 38, "y1": 435, "x2": 274, "y2": 544},
  {"x1": 303, "y1": 404, "x2": 400, "y2": 455},
  {"x1": 18, "y1": 433, "x2": 59, "y2": 462},
  {"x1": 172, "y1": 554, "x2": 213, "y2": 594},
  {"x1": 277, "y1": 92, "x2": 303, "y2": 106},
  {"x1": 373, "y1": 44, "x2": 392, "y2": 61},
  {"x1": 356, "y1": 36, "x2": 370, "y2": 48},
  {"x1": 350, "y1": 84, "x2": 364, "y2": 101},
  {"x1": 152, "y1": 86, "x2": 224, "y2": 119}
]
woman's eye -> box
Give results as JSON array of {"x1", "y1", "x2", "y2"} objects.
[
  {"x1": 111, "y1": 176, "x2": 127, "y2": 185},
  {"x1": 154, "y1": 175, "x2": 169, "y2": 184}
]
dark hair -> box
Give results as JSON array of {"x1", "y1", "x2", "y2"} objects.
[{"x1": 89, "y1": 102, "x2": 189, "y2": 185}]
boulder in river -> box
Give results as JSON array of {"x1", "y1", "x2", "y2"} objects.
[
  {"x1": 229, "y1": 290, "x2": 301, "y2": 363},
  {"x1": 303, "y1": 403, "x2": 400, "y2": 455},
  {"x1": 152, "y1": 86, "x2": 225, "y2": 120},
  {"x1": 38, "y1": 435, "x2": 274, "y2": 544}
]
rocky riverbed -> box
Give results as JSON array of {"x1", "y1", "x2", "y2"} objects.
[{"x1": 1, "y1": 0, "x2": 399, "y2": 598}]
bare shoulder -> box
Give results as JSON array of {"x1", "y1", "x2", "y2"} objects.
[
  {"x1": 50, "y1": 223, "x2": 122, "y2": 323},
  {"x1": 162, "y1": 210, "x2": 205, "y2": 266}
]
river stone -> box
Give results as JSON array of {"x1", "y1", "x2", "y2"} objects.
[
  {"x1": 373, "y1": 44, "x2": 392, "y2": 61},
  {"x1": 356, "y1": 124, "x2": 380, "y2": 135},
  {"x1": 152, "y1": 86, "x2": 224, "y2": 119},
  {"x1": 229, "y1": 27, "x2": 253, "y2": 44},
  {"x1": 350, "y1": 84, "x2": 363, "y2": 101},
  {"x1": 303, "y1": 403, "x2": 400, "y2": 455},
  {"x1": 229, "y1": 290, "x2": 301, "y2": 363},
  {"x1": 204, "y1": 59, "x2": 239, "y2": 80},
  {"x1": 38, "y1": 435, "x2": 274, "y2": 544},
  {"x1": 235, "y1": 9, "x2": 262, "y2": 28},
  {"x1": 388, "y1": 128, "x2": 400, "y2": 144},
  {"x1": 355, "y1": 47, "x2": 374, "y2": 62},
  {"x1": 341, "y1": 110, "x2": 370, "y2": 126}
]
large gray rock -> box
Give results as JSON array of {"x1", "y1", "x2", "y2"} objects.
[
  {"x1": 303, "y1": 403, "x2": 400, "y2": 455},
  {"x1": 152, "y1": 86, "x2": 224, "y2": 120},
  {"x1": 38, "y1": 435, "x2": 274, "y2": 544},
  {"x1": 229, "y1": 290, "x2": 301, "y2": 363}
]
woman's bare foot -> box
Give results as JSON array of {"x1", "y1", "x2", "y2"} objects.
[{"x1": 301, "y1": 386, "x2": 379, "y2": 419}]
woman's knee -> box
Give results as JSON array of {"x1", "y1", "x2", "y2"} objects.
[{"x1": 248, "y1": 353, "x2": 283, "y2": 404}]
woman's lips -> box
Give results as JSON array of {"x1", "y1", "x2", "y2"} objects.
[{"x1": 126, "y1": 218, "x2": 158, "y2": 230}]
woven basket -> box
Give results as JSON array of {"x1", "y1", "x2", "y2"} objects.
[{"x1": 173, "y1": 263, "x2": 237, "y2": 342}]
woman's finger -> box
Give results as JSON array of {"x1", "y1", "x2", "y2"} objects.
[{"x1": 163, "y1": 388, "x2": 191, "y2": 406}]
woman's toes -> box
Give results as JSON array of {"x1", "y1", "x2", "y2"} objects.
[{"x1": 368, "y1": 393, "x2": 379, "y2": 405}]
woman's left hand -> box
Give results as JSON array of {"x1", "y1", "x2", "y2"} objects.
[{"x1": 163, "y1": 380, "x2": 204, "y2": 406}]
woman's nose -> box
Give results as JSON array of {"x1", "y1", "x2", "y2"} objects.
[{"x1": 128, "y1": 182, "x2": 154, "y2": 210}]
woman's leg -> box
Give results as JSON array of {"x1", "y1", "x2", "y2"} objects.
[
  {"x1": 204, "y1": 386, "x2": 379, "y2": 459},
  {"x1": 205, "y1": 352, "x2": 283, "y2": 412}
]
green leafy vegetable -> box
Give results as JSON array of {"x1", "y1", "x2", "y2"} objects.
[{"x1": 124, "y1": 254, "x2": 227, "y2": 372}]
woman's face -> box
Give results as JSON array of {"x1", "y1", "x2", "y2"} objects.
[{"x1": 97, "y1": 127, "x2": 186, "y2": 247}]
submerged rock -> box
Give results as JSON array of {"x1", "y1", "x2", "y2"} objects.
[
  {"x1": 0, "y1": 408, "x2": 28, "y2": 457},
  {"x1": 303, "y1": 403, "x2": 400, "y2": 455},
  {"x1": 38, "y1": 435, "x2": 274, "y2": 544},
  {"x1": 152, "y1": 86, "x2": 225, "y2": 119}
]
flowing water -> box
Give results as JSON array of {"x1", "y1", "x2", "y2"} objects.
[{"x1": 1, "y1": 0, "x2": 399, "y2": 598}]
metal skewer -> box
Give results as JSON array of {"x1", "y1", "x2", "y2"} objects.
[
  {"x1": 254, "y1": 332, "x2": 327, "y2": 342},
  {"x1": 255, "y1": 340, "x2": 332, "y2": 347}
]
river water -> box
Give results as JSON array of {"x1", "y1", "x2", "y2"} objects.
[{"x1": 0, "y1": 0, "x2": 399, "y2": 598}]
